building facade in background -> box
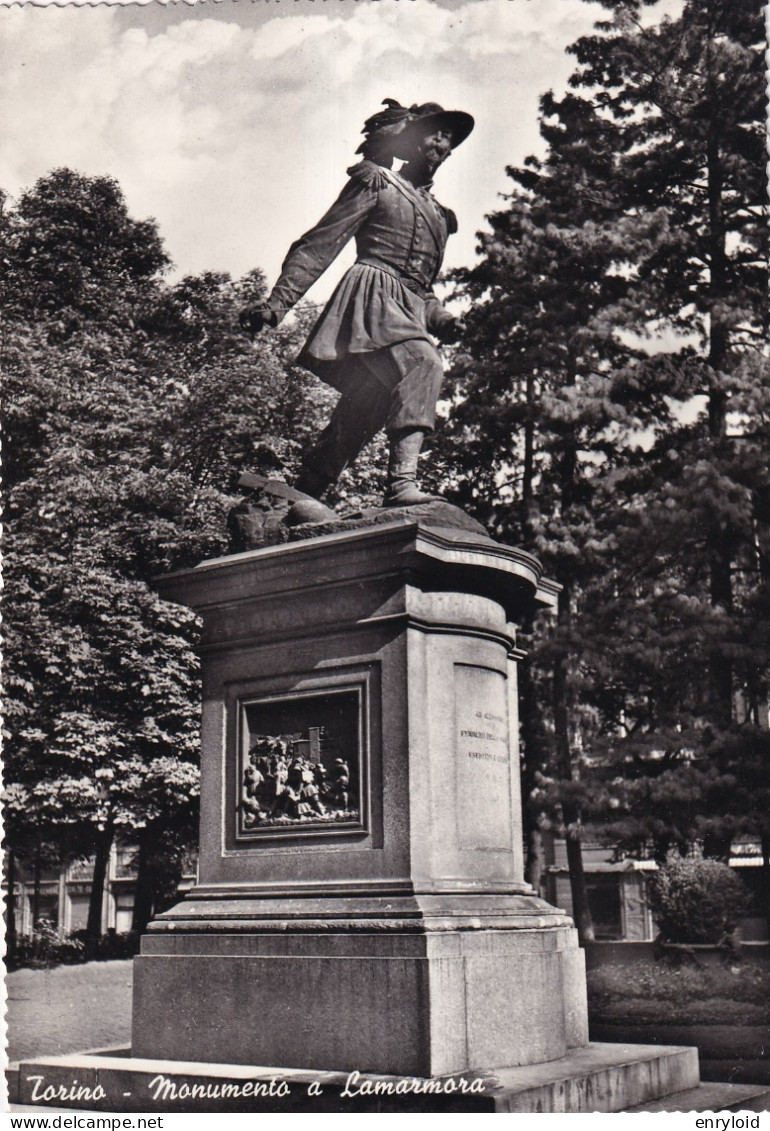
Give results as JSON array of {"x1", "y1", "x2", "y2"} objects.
[
  {"x1": 543, "y1": 835, "x2": 769, "y2": 946},
  {"x1": 9, "y1": 844, "x2": 196, "y2": 938}
]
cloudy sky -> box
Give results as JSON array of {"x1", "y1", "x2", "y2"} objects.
[{"x1": 1, "y1": 0, "x2": 680, "y2": 303}]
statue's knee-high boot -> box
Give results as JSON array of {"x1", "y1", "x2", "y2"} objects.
[{"x1": 383, "y1": 428, "x2": 443, "y2": 507}]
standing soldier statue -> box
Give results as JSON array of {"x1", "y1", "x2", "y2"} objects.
[{"x1": 239, "y1": 98, "x2": 474, "y2": 507}]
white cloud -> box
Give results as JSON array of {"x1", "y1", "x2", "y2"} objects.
[{"x1": 0, "y1": 0, "x2": 678, "y2": 299}]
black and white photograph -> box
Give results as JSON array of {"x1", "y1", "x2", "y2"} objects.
[{"x1": 1, "y1": 0, "x2": 768, "y2": 1117}]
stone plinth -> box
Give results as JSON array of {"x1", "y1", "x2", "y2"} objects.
[
  {"x1": 8, "y1": 1044, "x2": 702, "y2": 1113},
  {"x1": 133, "y1": 518, "x2": 586, "y2": 1076}
]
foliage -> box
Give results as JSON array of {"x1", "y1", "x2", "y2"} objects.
[
  {"x1": 438, "y1": 0, "x2": 769, "y2": 913},
  {"x1": 1, "y1": 168, "x2": 329, "y2": 928},
  {"x1": 594, "y1": 727, "x2": 770, "y2": 864},
  {"x1": 0, "y1": 168, "x2": 169, "y2": 324},
  {"x1": 646, "y1": 856, "x2": 751, "y2": 943},
  {"x1": 556, "y1": 0, "x2": 769, "y2": 862},
  {"x1": 6, "y1": 928, "x2": 142, "y2": 972},
  {"x1": 7, "y1": 922, "x2": 87, "y2": 970}
]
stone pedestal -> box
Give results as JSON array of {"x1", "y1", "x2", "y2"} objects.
[{"x1": 133, "y1": 518, "x2": 587, "y2": 1076}]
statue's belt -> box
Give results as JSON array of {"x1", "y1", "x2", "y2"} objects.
[{"x1": 355, "y1": 257, "x2": 434, "y2": 299}]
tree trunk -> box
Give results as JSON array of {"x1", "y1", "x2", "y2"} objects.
[
  {"x1": 564, "y1": 810, "x2": 595, "y2": 943},
  {"x1": 705, "y1": 9, "x2": 734, "y2": 732},
  {"x1": 762, "y1": 834, "x2": 770, "y2": 942},
  {"x1": 519, "y1": 635, "x2": 547, "y2": 892},
  {"x1": 521, "y1": 368, "x2": 536, "y2": 540},
  {"x1": 553, "y1": 631, "x2": 595, "y2": 945},
  {"x1": 518, "y1": 386, "x2": 544, "y2": 890},
  {"x1": 31, "y1": 837, "x2": 42, "y2": 930},
  {"x1": 551, "y1": 380, "x2": 595, "y2": 943},
  {"x1": 702, "y1": 830, "x2": 733, "y2": 861},
  {"x1": 6, "y1": 850, "x2": 17, "y2": 960},
  {"x1": 130, "y1": 832, "x2": 156, "y2": 935},
  {"x1": 524, "y1": 825, "x2": 546, "y2": 896},
  {"x1": 86, "y1": 824, "x2": 114, "y2": 950}
]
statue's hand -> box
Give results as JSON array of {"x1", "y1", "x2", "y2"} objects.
[
  {"x1": 434, "y1": 316, "x2": 465, "y2": 344},
  {"x1": 238, "y1": 307, "x2": 277, "y2": 335}
]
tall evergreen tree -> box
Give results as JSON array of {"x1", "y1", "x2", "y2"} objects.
[
  {"x1": 565, "y1": 0, "x2": 768, "y2": 863},
  {"x1": 438, "y1": 0, "x2": 767, "y2": 931}
]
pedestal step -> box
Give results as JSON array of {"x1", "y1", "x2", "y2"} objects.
[
  {"x1": 9, "y1": 1043, "x2": 698, "y2": 1113},
  {"x1": 627, "y1": 1082, "x2": 770, "y2": 1112}
]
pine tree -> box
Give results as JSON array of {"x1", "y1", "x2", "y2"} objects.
[
  {"x1": 564, "y1": 0, "x2": 769, "y2": 864},
  {"x1": 438, "y1": 0, "x2": 768, "y2": 931},
  {"x1": 439, "y1": 123, "x2": 657, "y2": 941}
]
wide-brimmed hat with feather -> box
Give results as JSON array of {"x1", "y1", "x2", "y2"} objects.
[{"x1": 356, "y1": 99, "x2": 474, "y2": 166}]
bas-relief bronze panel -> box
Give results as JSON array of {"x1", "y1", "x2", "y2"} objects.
[{"x1": 237, "y1": 687, "x2": 365, "y2": 840}]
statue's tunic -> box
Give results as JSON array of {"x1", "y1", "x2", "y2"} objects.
[{"x1": 265, "y1": 160, "x2": 457, "y2": 396}]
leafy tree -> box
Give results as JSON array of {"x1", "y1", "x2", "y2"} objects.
[
  {"x1": 0, "y1": 168, "x2": 168, "y2": 324},
  {"x1": 2, "y1": 170, "x2": 320, "y2": 940}
]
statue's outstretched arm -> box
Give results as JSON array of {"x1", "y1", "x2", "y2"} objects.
[{"x1": 264, "y1": 178, "x2": 377, "y2": 324}]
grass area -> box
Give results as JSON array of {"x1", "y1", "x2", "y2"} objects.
[
  {"x1": 6, "y1": 959, "x2": 133, "y2": 1063},
  {"x1": 7, "y1": 955, "x2": 768, "y2": 1071},
  {"x1": 587, "y1": 961, "x2": 770, "y2": 1026}
]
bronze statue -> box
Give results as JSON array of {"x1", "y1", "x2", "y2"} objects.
[{"x1": 240, "y1": 99, "x2": 474, "y2": 507}]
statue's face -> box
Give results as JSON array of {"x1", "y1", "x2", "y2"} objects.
[{"x1": 414, "y1": 124, "x2": 454, "y2": 173}]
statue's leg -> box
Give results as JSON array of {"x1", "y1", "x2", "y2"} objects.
[
  {"x1": 296, "y1": 358, "x2": 392, "y2": 498},
  {"x1": 377, "y1": 340, "x2": 445, "y2": 506},
  {"x1": 296, "y1": 340, "x2": 444, "y2": 504},
  {"x1": 380, "y1": 339, "x2": 445, "y2": 436}
]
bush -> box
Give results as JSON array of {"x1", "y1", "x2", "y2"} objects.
[
  {"x1": 646, "y1": 857, "x2": 751, "y2": 944},
  {"x1": 9, "y1": 920, "x2": 86, "y2": 970},
  {"x1": 7, "y1": 926, "x2": 141, "y2": 970}
]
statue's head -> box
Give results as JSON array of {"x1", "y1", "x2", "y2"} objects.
[{"x1": 357, "y1": 99, "x2": 474, "y2": 170}]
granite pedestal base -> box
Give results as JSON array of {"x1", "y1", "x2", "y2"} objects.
[
  {"x1": 132, "y1": 520, "x2": 590, "y2": 1078},
  {"x1": 9, "y1": 1044, "x2": 701, "y2": 1113},
  {"x1": 9, "y1": 518, "x2": 718, "y2": 1112},
  {"x1": 133, "y1": 909, "x2": 588, "y2": 1075}
]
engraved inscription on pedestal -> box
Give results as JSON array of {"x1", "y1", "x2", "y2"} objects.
[
  {"x1": 237, "y1": 688, "x2": 364, "y2": 839},
  {"x1": 455, "y1": 664, "x2": 513, "y2": 852}
]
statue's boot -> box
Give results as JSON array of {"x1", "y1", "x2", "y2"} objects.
[
  {"x1": 294, "y1": 466, "x2": 335, "y2": 502},
  {"x1": 383, "y1": 428, "x2": 443, "y2": 507}
]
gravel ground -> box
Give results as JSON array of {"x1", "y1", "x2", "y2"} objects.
[{"x1": 5, "y1": 960, "x2": 133, "y2": 1063}]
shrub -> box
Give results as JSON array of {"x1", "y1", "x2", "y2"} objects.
[
  {"x1": 9, "y1": 921, "x2": 86, "y2": 969},
  {"x1": 646, "y1": 856, "x2": 750, "y2": 944},
  {"x1": 7, "y1": 927, "x2": 141, "y2": 970}
]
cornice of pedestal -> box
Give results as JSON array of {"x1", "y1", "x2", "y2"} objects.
[{"x1": 155, "y1": 518, "x2": 559, "y2": 626}]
